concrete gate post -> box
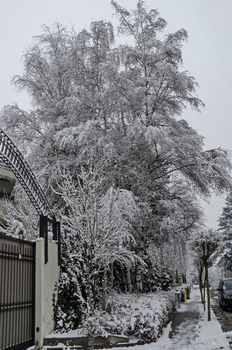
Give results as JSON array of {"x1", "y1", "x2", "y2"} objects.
[{"x1": 35, "y1": 238, "x2": 60, "y2": 350}]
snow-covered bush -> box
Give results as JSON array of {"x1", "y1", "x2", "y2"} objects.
[
  {"x1": 142, "y1": 257, "x2": 174, "y2": 292},
  {"x1": 83, "y1": 292, "x2": 175, "y2": 343},
  {"x1": 54, "y1": 253, "x2": 87, "y2": 332}
]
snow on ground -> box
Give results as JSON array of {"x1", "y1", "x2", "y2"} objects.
[
  {"x1": 115, "y1": 287, "x2": 229, "y2": 350},
  {"x1": 46, "y1": 328, "x2": 88, "y2": 338}
]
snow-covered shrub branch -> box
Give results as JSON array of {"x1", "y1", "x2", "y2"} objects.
[{"x1": 56, "y1": 164, "x2": 140, "y2": 313}]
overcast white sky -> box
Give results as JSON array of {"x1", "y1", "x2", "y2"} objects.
[{"x1": 1, "y1": 0, "x2": 232, "y2": 228}]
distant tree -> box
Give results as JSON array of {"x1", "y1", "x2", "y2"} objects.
[
  {"x1": 218, "y1": 191, "x2": 232, "y2": 270},
  {"x1": 192, "y1": 229, "x2": 220, "y2": 321}
]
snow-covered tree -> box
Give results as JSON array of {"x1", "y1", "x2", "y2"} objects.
[
  {"x1": 218, "y1": 191, "x2": 232, "y2": 270},
  {"x1": 55, "y1": 163, "x2": 139, "y2": 313},
  {"x1": 192, "y1": 229, "x2": 220, "y2": 321}
]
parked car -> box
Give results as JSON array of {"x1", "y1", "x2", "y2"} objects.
[{"x1": 218, "y1": 278, "x2": 232, "y2": 310}]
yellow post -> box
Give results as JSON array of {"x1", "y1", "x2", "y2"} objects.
[{"x1": 183, "y1": 287, "x2": 187, "y2": 302}]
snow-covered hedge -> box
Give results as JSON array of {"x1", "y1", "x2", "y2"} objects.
[{"x1": 83, "y1": 291, "x2": 175, "y2": 343}]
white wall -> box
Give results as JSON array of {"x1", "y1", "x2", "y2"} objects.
[{"x1": 35, "y1": 239, "x2": 60, "y2": 350}]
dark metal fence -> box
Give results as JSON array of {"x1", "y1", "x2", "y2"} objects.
[{"x1": 0, "y1": 233, "x2": 35, "y2": 350}]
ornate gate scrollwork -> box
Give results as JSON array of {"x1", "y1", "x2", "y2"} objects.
[{"x1": 0, "y1": 128, "x2": 60, "y2": 264}]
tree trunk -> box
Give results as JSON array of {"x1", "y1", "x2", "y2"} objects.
[
  {"x1": 135, "y1": 264, "x2": 143, "y2": 292},
  {"x1": 92, "y1": 266, "x2": 96, "y2": 309},
  {"x1": 135, "y1": 228, "x2": 146, "y2": 292},
  {"x1": 199, "y1": 269, "x2": 204, "y2": 304},
  {"x1": 126, "y1": 267, "x2": 132, "y2": 293},
  {"x1": 203, "y1": 277, "x2": 206, "y2": 311},
  {"x1": 110, "y1": 263, "x2": 114, "y2": 289},
  {"x1": 205, "y1": 262, "x2": 211, "y2": 321},
  {"x1": 102, "y1": 268, "x2": 107, "y2": 311},
  {"x1": 84, "y1": 246, "x2": 93, "y2": 314},
  {"x1": 103, "y1": 111, "x2": 108, "y2": 134},
  {"x1": 199, "y1": 282, "x2": 204, "y2": 305},
  {"x1": 198, "y1": 262, "x2": 205, "y2": 305},
  {"x1": 86, "y1": 253, "x2": 92, "y2": 313}
]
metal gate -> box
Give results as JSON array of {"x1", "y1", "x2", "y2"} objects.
[{"x1": 0, "y1": 233, "x2": 35, "y2": 350}]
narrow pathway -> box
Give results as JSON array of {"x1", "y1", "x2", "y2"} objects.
[
  {"x1": 169, "y1": 305, "x2": 202, "y2": 347},
  {"x1": 129, "y1": 287, "x2": 229, "y2": 350}
]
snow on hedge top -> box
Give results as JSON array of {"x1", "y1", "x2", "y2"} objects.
[{"x1": 83, "y1": 291, "x2": 175, "y2": 342}]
